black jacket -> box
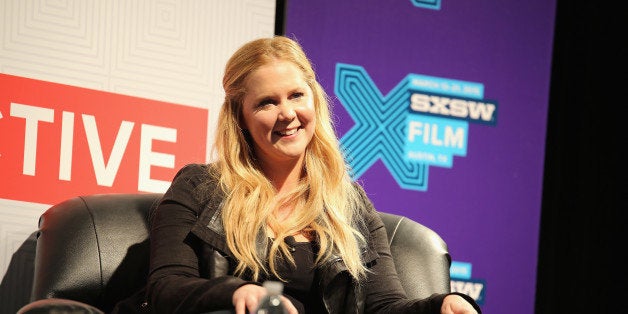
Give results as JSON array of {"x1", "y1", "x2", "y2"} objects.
[{"x1": 119, "y1": 163, "x2": 475, "y2": 314}]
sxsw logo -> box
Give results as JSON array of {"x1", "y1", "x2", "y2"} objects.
[
  {"x1": 451, "y1": 279, "x2": 486, "y2": 305},
  {"x1": 450, "y1": 261, "x2": 486, "y2": 305},
  {"x1": 334, "y1": 63, "x2": 497, "y2": 191}
]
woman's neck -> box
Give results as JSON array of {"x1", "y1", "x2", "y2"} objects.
[{"x1": 259, "y1": 157, "x2": 305, "y2": 194}]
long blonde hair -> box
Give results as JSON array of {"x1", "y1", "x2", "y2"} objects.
[{"x1": 212, "y1": 36, "x2": 367, "y2": 281}]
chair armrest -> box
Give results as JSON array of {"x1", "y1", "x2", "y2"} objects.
[{"x1": 17, "y1": 298, "x2": 104, "y2": 314}]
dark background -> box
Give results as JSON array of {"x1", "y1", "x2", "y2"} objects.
[
  {"x1": 534, "y1": 1, "x2": 625, "y2": 313},
  {"x1": 275, "y1": 1, "x2": 624, "y2": 312}
]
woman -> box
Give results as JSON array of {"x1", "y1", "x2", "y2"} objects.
[{"x1": 145, "y1": 36, "x2": 481, "y2": 314}]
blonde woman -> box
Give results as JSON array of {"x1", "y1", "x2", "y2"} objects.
[{"x1": 138, "y1": 36, "x2": 481, "y2": 314}]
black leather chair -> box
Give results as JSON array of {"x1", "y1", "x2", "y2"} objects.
[{"x1": 18, "y1": 193, "x2": 451, "y2": 313}]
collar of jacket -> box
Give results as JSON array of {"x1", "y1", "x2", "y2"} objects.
[
  {"x1": 188, "y1": 175, "x2": 269, "y2": 262},
  {"x1": 188, "y1": 171, "x2": 229, "y2": 252}
]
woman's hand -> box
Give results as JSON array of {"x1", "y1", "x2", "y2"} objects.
[
  {"x1": 440, "y1": 294, "x2": 479, "y2": 314},
  {"x1": 232, "y1": 284, "x2": 299, "y2": 314}
]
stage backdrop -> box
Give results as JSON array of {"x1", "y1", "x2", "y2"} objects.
[
  {"x1": 285, "y1": 1, "x2": 556, "y2": 313},
  {"x1": 0, "y1": 1, "x2": 276, "y2": 312}
]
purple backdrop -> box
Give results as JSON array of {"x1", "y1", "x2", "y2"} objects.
[{"x1": 286, "y1": 1, "x2": 556, "y2": 313}]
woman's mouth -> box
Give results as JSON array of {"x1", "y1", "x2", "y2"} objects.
[{"x1": 275, "y1": 127, "x2": 300, "y2": 136}]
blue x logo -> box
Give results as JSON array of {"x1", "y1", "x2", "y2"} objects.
[
  {"x1": 335, "y1": 63, "x2": 429, "y2": 191},
  {"x1": 335, "y1": 63, "x2": 495, "y2": 191}
]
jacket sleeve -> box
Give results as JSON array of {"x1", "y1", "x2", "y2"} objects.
[
  {"x1": 356, "y1": 185, "x2": 481, "y2": 314},
  {"x1": 146, "y1": 164, "x2": 249, "y2": 314}
]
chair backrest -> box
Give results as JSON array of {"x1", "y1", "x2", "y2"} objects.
[
  {"x1": 29, "y1": 193, "x2": 451, "y2": 312},
  {"x1": 379, "y1": 212, "x2": 451, "y2": 299}
]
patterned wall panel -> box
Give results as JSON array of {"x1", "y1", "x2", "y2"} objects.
[{"x1": 0, "y1": 0, "x2": 276, "y2": 312}]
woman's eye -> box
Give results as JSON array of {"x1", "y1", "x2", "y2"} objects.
[
  {"x1": 291, "y1": 92, "x2": 304, "y2": 99},
  {"x1": 257, "y1": 99, "x2": 274, "y2": 107}
]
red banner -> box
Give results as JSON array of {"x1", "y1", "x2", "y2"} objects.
[{"x1": 0, "y1": 73, "x2": 208, "y2": 205}]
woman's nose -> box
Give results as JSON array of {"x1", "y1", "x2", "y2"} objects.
[{"x1": 278, "y1": 102, "x2": 296, "y2": 120}]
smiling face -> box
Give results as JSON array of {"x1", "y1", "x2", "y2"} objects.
[{"x1": 240, "y1": 60, "x2": 316, "y2": 167}]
